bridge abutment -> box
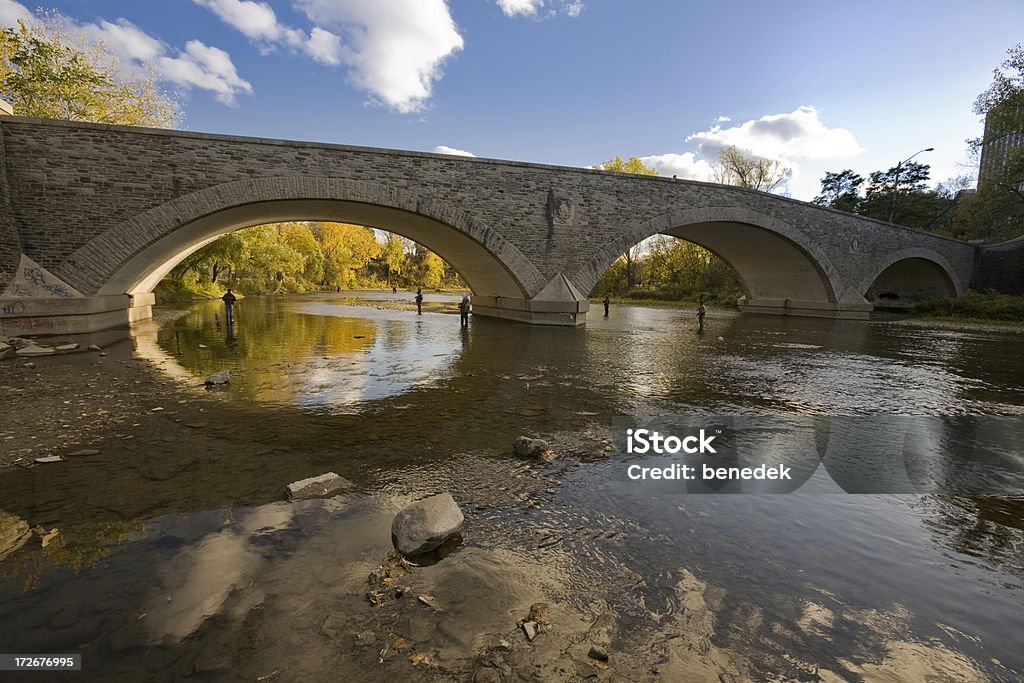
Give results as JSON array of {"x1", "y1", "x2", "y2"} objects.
[{"x1": 737, "y1": 297, "x2": 873, "y2": 320}]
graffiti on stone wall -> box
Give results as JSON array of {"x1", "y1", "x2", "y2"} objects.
[{"x1": 0, "y1": 254, "x2": 82, "y2": 299}]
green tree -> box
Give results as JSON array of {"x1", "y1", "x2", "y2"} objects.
[
  {"x1": 0, "y1": 17, "x2": 179, "y2": 127},
  {"x1": 813, "y1": 169, "x2": 864, "y2": 213},
  {"x1": 964, "y1": 43, "x2": 1024, "y2": 241},
  {"x1": 712, "y1": 145, "x2": 791, "y2": 193}
]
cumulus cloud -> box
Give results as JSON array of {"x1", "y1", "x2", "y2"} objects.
[
  {"x1": 637, "y1": 152, "x2": 714, "y2": 181},
  {"x1": 0, "y1": 0, "x2": 32, "y2": 25},
  {"x1": 158, "y1": 40, "x2": 253, "y2": 105},
  {"x1": 192, "y1": 0, "x2": 342, "y2": 65},
  {"x1": 433, "y1": 145, "x2": 476, "y2": 157},
  {"x1": 0, "y1": 0, "x2": 252, "y2": 106},
  {"x1": 294, "y1": 0, "x2": 464, "y2": 113},
  {"x1": 686, "y1": 105, "x2": 862, "y2": 163}
]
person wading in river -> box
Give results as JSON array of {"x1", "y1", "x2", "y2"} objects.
[
  {"x1": 415, "y1": 288, "x2": 423, "y2": 315},
  {"x1": 697, "y1": 299, "x2": 706, "y2": 330},
  {"x1": 459, "y1": 293, "x2": 471, "y2": 327},
  {"x1": 222, "y1": 289, "x2": 237, "y2": 321},
  {"x1": 603, "y1": 294, "x2": 610, "y2": 317}
]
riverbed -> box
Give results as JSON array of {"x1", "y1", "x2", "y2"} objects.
[{"x1": 1, "y1": 291, "x2": 1022, "y2": 681}]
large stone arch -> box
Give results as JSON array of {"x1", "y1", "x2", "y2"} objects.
[
  {"x1": 571, "y1": 206, "x2": 855, "y2": 316},
  {"x1": 859, "y1": 248, "x2": 962, "y2": 303},
  {"x1": 52, "y1": 176, "x2": 548, "y2": 300}
]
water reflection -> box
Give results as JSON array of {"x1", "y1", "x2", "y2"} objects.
[{"x1": 1, "y1": 294, "x2": 1024, "y2": 679}]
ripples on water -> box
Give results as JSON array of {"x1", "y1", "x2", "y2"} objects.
[{"x1": 1, "y1": 292, "x2": 1023, "y2": 680}]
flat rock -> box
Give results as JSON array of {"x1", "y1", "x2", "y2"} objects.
[
  {"x1": 0, "y1": 511, "x2": 32, "y2": 562},
  {"x1": 391, "y1": 493, "x2": 464, "y2": 556},
  {"x1": 34, "y1": 456, "x2": 63, "y2": 464},
  {"x1": 16, "y1": 343, "x2": 56, "y2": 357},
  {"x1": 54, "y1": 343, "x2": 79, "y2": 352},
  {"x1": 204, "y1": 370, "x2": 230, "y2": 385},
  {"x1": 87, "y1": 344, "x2": 102, "y2": 352},
  {"x1": 67, "y1": 449, "x2": 100, "y2": 457},
  {"x1": 513, "y1": 436, "x2": 551, "y2": 459},
  {"x1": 285, "y1": 472, "x2": 354, "y2": 501}
]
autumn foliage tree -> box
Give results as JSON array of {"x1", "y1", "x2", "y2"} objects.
[{"x1": 0, "y1": 15, "x2": 179, "y2": 127}]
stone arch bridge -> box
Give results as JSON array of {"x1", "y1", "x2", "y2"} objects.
[{"x1": 0, "y1": 117, "x2": 987, "y2": 334}]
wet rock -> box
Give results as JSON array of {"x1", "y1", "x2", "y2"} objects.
[
  {"x1": 391, "y1": 492, "x2": 464, "y2": 556},
  {"x1": 34, "y1": 455, "x2": 63, "y2": 464},
  {"x1": 67, "y1": 448, "x2": 100, "y2": 457},
  {"x1": 0, "y1": 510, "x2": 32, "y2": 561},
  {"x1": 204, "y1": 370, "x2": 230, "y2": 386},
  {"x1": 54, "y1": 343, "x2": 79, "y2": 352},
  {"x1": 513, "y1": 436, "x2": 551, "y2": 459},
  {"x1": 16, "y1": 343, "x2": 56, "y2": 357},
  {"x1": 522, "y1": 620, "x2": 539, "y2": 641},
  {"x1": 588, "y1": 645, "x2": 609, "y2": 662},
  {"x1": 574, "y1": 660, "x2": 599, "y2": 678},
  {"x1": 474, "y1": 668, "x2": 502, "y2": 683},
  {"x1": 32, "y1": 525, "x2": 60, "y2": 547},
  {"x1": 87, "y1": 344, "x2": 102, "y2": 352},
  {"x1": 285, "y1": 472, "x2": 354, "y2": 501}
]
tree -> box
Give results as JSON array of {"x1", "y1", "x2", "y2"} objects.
[
  {"x1": 596, "y1": 155, "x2": 659, "y2": 287},
  {"x1": 0, "y1": 16, "x2": 179, "y2": 127},
  {"x1": 813, "y1": 169, "x2": 864, "y2": 213},
  {"x1": 964, "y1": 43, "x2": 1024, "y2": 241},
  {"x1": 711, "y1": 145, "x2": 791, "y2": 193}
]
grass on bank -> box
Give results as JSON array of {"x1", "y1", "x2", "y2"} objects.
[{"x1": 914, "y1": 292, "x2": 1024, "y2": 322}]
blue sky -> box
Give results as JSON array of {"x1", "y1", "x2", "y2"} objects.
[{"x1": 3, "y1": 0, "x2": 1022, "y2": 200}]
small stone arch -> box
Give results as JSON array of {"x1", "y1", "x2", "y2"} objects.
[
  {"x1": 53, "y1": 176, "x2": 548, "y2": 299},
  {"x1": 571, "y1": 206, "x2": 843, "y2": 305},
  {"x1": 859, "y1": 248, "x2": 962, "y2": 304}
]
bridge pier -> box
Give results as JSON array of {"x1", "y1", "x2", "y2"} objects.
[
  {"x1": 470, "y1": 295, "x2": 589, "y2": 326},
  {"x1": 736, "y1": 297, "x2": 873, "y2": 320},
  {"x1": 0, "y1": 293, "x2": 154, "y2": 337}
]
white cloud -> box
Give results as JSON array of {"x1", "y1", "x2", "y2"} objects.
[
  {"x1": 295, "y1": 0, "x2": 464, "y2": 113},
  {"x1": 158, "y1": 40, "x2": 253, "y2": 106},
  {"x1": 637, "y1": 152, "x2": 714, "y2": 181},
  {"x1": 687, "y1": 105, "x2": 862, "y2": 163},
  {"x1": 0, "y1": 0, "x2": 32, "y2": 26},
  {"x1": 434, "y1": 145, "x2": 475, "y2": 157},
  {"x1": 192, "y1": 0, "x2": 342, "y2": 65},
  {"x1": 306, "y1": 27, "x2": 342, "y2": 65},
  {"x1": 79, "y1": 19, "x2": 165, "y2": 63},
  {"x1": 495, "y1": 0, "x2": 584, "y2": 18},
  {"x1": 497, "y1": 0, "x2": 544, "y2": 16},
  {"x1": 0, "y1": 1, "x2": 251, "y2": 107}
]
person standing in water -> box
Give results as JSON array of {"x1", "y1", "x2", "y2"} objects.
[
  {"x1": 222, "y1": 288, "x2": 237, "y2": 321},
  {"x1": 603, "y1": 294, "x2": 610, "y2": 317},
  {"x1": 697, "y1": 299, "x2": 706, "y2": 330},
  {"x1": 459, "y1": 293, "x2": 471, "y2": 327},
  {"x1": 415, "y1": 288, "x2": 423, "y2": 315}
]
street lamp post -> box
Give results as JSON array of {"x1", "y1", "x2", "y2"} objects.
[{"x1": 887, "y1": 147, "x2": 934, "y2": 223}]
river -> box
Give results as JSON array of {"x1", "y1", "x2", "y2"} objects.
[{"x1": 1, "y1": 291, "x2": 1022, "y2": 681}]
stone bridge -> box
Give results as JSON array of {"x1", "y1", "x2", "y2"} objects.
[{"x1": 0, "y1": 116, "x2": 990, "y2": 334}]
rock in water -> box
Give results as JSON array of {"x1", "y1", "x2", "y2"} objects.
[
  {"x1": 16, "y1": 343, "x2": 56, "y2": 357},
  {"x1": 513, "y1": 436, "x2": 550, "y2": 458},
  {"x1": 203, "y1": 370, "x2": 230, "y2": 386},
  {"x1": 87, "y1": 344, "x2": 102, "y2": 352},
  {"x1": 391, "y1": 493, "x2": 464, "y2": 556},
  {"x1": 286, "y1": 472, "x2": 354, "y2": 501},
  {"x1": 54, "y1": 343, "x2": 79, "y2": 352}
]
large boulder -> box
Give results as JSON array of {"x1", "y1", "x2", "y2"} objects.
[
  {"x1": 513, "y1": 436, "x2": 551, "y2": 459},
  {"x1": 285, "y1": 472, "x2": 354, "y2": 501},
  {"x1": 391, "y1": 493, "x2": 464, "y2": 556},
  {"x1": 204, "y1": 370, "x2": 231, "y2": 386}
]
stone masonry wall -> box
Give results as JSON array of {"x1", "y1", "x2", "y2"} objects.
[{"x1": 1, "y1": 117, "x2": 979, "y2": 299}]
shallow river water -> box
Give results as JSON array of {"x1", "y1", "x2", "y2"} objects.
[{"x1": 1, "y1": 291, "x2": 1023, "y2": 681}]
